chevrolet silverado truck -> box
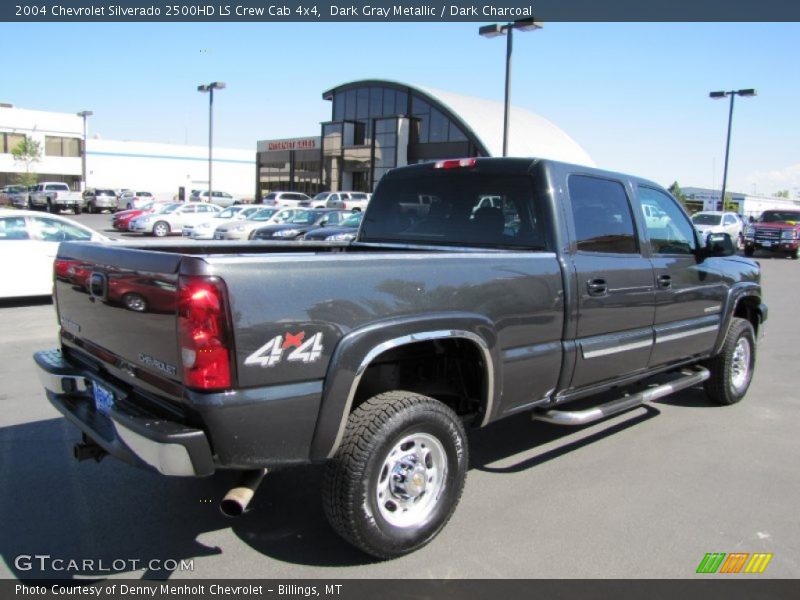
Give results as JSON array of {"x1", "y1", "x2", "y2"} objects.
[
  {"x1": 35, "y1": 158, "x2": 767, "y2": 559},
  {"x1": 743, "y1": 209, "x2": 800, "y2": 259},
  {"x1": 30, "y1": 181, "x2": 83, "y2": 214}
]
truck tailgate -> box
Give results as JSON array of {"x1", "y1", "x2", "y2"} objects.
[{"x1": 54, "y1": 242, "x2": 185, "y2": 401}]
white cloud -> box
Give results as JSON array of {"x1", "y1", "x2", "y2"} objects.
[{"x1": 742, "y1": 163, "x2": 800, "y2": 196}]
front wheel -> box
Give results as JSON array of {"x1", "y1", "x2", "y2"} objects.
[
  {"x1": 744, "y1": 246, "x2": 755, "y2": 257},
  {"x1": 152, "y1": 221, "x2": 170, "y2": 237},
  {"x1": 790, "y1": 247, "x2": 799, "y2": 260},
  {"x1": 323, "y1": 391, "x2": 468, "y2": 559},
  {"x1": 703, "y1": 317, "x2": 756, "y2": 405}
]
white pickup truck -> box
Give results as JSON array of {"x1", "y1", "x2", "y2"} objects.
[{"x1": 30, "y1": 182, "x2": 83, "y2": 213}]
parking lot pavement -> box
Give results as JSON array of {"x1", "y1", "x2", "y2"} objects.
[{"x1": 0, "y1": 254, "x2": 797, "y2": 579}]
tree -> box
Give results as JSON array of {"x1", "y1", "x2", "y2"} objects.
[
  {"x1": 668, "y1": 181, "x2": 689, "y2": 207},
  {"x1": 10, "y1": 136, "x2": 41, "y2": 187},
  {"x1": 773, "y1": 190, "x2": 790, "y2": 198}
]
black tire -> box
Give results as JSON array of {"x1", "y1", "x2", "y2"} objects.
[
  {"x1": 152, "y1": 221, "x2": 170, "y2": 237},
  {"x1": 46, "y1": 200, "x2": 53, "y2": 213},
  {"x1": 744, "y1": 246, "x2": 754, "y2": 257},
  {"x1": 703, "y1": 317, "x2": 756, "y2": 405},
  {"x1": 323, "y1": 391, "x2": 468, "y2": 559},
  {"x1": 74, "y1": 205, "x2": 82, "y2": 215},
  {"x1": 790, "y1": 247, "x2": 799, "y2": 260}
]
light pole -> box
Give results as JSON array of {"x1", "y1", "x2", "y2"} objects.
[
  {"x1": 709, "y1": 88, "x2": 756, "y2": 211},
  {"x1": 479, "y1": 19, "x2": 542, "y2": 157},
  {"x1": 77, "y1": 110, "x2": 93, "y2": 191},
  {"x1": 197, "y1": 81, "x2": 226, "y2": 201}
]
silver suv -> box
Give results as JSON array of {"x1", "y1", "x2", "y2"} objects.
[
  {"x1": 259, "y1": 191, "x2": 311, "y2": 208},
  {"x1": 189, "y1": 190, "x2": 239, "y2": 208},
  {"x1": 83, "y1": 188, "x2": 118, "y2": 213}
]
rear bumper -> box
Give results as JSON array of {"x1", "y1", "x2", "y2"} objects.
[{"x1": 34, "y1": 349, "x2": 214, "y2": 477}]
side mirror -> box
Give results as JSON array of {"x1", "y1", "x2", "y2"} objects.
[{"x1": 705, "y1": 232, "x2": 736, "y2": 257}]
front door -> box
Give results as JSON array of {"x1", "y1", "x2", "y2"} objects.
[{"x1": 567, "y1": 175, "x2": 656, "y2": 389}]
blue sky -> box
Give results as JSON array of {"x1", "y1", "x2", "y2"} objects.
[{"x1": 2, "y1": 22, "x2": 798, "y2": 195}]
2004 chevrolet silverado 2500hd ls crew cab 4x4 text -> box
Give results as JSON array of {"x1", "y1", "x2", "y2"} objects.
[{"x1": 35, "y1": 157, "x2": 767, "y2": 558}]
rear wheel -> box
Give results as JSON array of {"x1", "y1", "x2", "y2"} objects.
[
  {"x1": 46, "y1": 200, "x2": 53, "y2": 213},
  {"x1": 323, "y1": 391, "x2": 468, "y2": 559},
  {"x1": 152, "y1": 221, "x2": 170, "y2": 237},
  {"x1": 703, "y1": 317, "x2": 756, "y2": 405}
]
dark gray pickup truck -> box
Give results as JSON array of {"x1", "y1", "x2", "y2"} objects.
[{"x1": 35, "y1": 157, "x2": 767, "y2": 558}]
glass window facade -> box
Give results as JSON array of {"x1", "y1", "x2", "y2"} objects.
[
  {"x1": 257, "y1": 81, "x2": 486, "y2": 197},
  {"x1": 44, "y1": 136, "x2": 81, "y2": 157}
]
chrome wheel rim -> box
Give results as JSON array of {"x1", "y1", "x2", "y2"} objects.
[
  {"x1": 731, "y1": 337, "x2": 751, "y2": 392},
  {"x1": 154, "y1": 223, "x2": 168, "y2": 236},
  {"x1": 375, "y1": 432, "x2": 447, "y2": 528}
]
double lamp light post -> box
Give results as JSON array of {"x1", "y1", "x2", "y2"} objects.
[
  {"x1": 479, "y1": 19, "x2": 542, "y2": 157},
  {"x1": 197, "y1": 81, "x2": 226, "y2": 201},
  {"x1": 709, "y1": 88, "x2": 756, "y2": 211}
]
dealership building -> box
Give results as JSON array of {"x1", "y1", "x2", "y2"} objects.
[
  {"x1": 256, "y1": 79, "x2": 595, "y2": 196},
  {"x1": 3, "y1": 80, "x2": 595, "y2": 202}
]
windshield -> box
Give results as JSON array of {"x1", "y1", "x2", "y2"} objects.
[
  {"x1": 249, "y1": 208, "x2": 278, "y2": 221},
  {"x1": 340, "y1": 213, "x2": 363, "y2": 227},
  {"x1": 692, "y1": 214, "x2": 722, "y2": 225},
  {"x1": 159, "y1": 203, "x2": 183, "y2": 214},
  {"x1": 218, "y1": 207, "x2": 241, "y2": 218},
  {"x1": 288, "y1": 211, "x2": 320, "y2": 225},
  {"x1": 760, "y1": 211, "x2": 800, "y2": 223},
  {"x1": 137, "y1": 192, "x2": 153, "y2": 197},
  {"x1": 313, "y1": 193, "x2": 331, "y2": 200},
  {"x1": 96, "y1": 189, "x2": 115, "y2": 196}
]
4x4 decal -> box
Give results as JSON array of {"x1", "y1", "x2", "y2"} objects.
[{"x1": 244, "y1": 331, "x2": 324, "y2": 368}]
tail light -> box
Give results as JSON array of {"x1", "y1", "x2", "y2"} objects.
[
  {"x1": 177, "y1": 275, "x2": 234, "y2": 391},
  {"x1": 433, "y1": 158, "x2": 477, "y2": 169}
]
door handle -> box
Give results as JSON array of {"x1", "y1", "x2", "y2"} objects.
[
  {"x1": 657, "y1": 274, "x2": 672, "y2": 289},
  {"x1": 586, "y1": 278, "x2": 608, "y2": 296}
]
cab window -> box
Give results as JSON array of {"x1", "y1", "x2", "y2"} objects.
[
  {"x1": 638, "y1": 186, "x2": 696, "y2": 255},
  {"x1": 568, "y1": 175, "x2": 637, "y2": 254}
]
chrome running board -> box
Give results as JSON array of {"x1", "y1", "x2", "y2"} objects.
[{"x1": 532, "y1": 367, "x2": 710, "y2": 426}]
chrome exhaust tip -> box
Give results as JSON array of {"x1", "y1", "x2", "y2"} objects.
[{"x1": 220, "y1": 468, "x2": 267, "y2": 517}]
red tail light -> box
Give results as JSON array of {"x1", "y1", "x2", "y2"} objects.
[
  {"x1": 177, "y1": 276, "x2": 233, "y2": 391},
  {"x1": 433, "y1": 158, "x2": 477, "y2": 169}
]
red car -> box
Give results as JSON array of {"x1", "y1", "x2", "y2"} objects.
[{"x1": 111, "y1": 202, "x2": 167, "y2": 231}]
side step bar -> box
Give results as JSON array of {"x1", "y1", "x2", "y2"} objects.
[{"x1": 532, "y1": 367, "x2": 710, "y2": 426}]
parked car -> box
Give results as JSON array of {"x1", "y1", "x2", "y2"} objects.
[
  {"x1": 0, "y1": 209, "x2": 109, "y2": 298},
  {"x1": 30, "y1": 182, "x2": 83, "y2": 214},
  {"x1": 642, "y1": 202, "x2": 671, "y2": 229},
  {"x1": 183, "y1": 205, "x2": 260, "y2": 240},
  {"x1": 691, "y1": 211, "x2": 744, "y2": 247},
  {"x1": 743, "y1": 209, "x2": 800, "y2": 259},
  {"x1": 129, "y1": 202, "x2": 221, "y2": 237},
  {"x1": 324, "y1": 191, "x2": 371, "y2": 212},
  {"x1": 259, "y1": 191, "x2": 312, "y2": 208},
  {"x1": 35, "y1": 157, "x2": 766, "y2": 559},
  {"x1": 189, "y1": 190, "x2": 239, "y2": 208},
  {"x1": 117, "y1": 190, "x2": 155, "y2": 211},
  {"x1": 1, "y1": 185, "x2": 28, "y2": 208},
  {"x1": 302, "y1": 211, "x2": 363, "y2": 241},
  {"x1": 112, "y1": 202, "x2": 171, "y2": 231},
  {"x1": 107, "y1": 274, "x2": 177, "y2": 313},
  {"x1": 252, "y1": 209, "x2": 351, "y2": 240},
  {"x1": 82, "y1": 188, "x2": 118, "y2": 213},
  {"x1": 212, "y1": 207, "x2": 298, "y2": 240}
]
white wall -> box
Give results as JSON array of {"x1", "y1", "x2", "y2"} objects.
[
  {"x1": 86, "y1": 139, "x2": 255, "y2": 201},
  {"x1": 0, "y1": 106, "x2": 82, "y2": 179}
]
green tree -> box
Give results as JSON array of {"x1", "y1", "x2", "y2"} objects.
[
  {"x1": 10, "y1": 136, "x2": 41, "y2": 187},
  {"x1": 668, "y1": 181, "x2": 689, "y2": 207},
  {"x1": 773, "y1": 190, "x2": 790, "y2": 198}
]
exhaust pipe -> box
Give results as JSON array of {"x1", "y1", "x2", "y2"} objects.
[{"x1": 220, "y1": 468, "x2": 268, "y2": 517}]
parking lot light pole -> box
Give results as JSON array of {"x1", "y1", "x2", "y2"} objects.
[
  {"x1": 197, "y1": 81, "x2": 226, "y2": 202},
  {"x1": 77, "y1": 110, "x2": 93, "y2": 192},
  {"x1": 479, "y1": 19, "x2": 542, "y2": 157},
  {"x1": 709, "y1": 88, "x2": 756, "y2": 211}
]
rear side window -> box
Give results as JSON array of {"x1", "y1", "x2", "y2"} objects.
[
  {"x1": 361, "y1": 170, "x2": 547, "y2": 249},
  {"x1": 568, "y1": 175, "x2": 637, "y2": 254}
]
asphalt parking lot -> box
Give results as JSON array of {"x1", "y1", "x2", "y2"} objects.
[{"x1": 0, "y1": 213, "x2": 797, "y2": 579}]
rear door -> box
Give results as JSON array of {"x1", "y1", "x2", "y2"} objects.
[
  {"x1": 637, "y1": 186, "x2": 727, "y2": 366},
  {"x1": 566, "y1": 174, "x2": 656, "y2": 389}
]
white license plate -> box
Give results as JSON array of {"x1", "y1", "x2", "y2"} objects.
[
  {"x1": 761, "y1": 241, "x2": 772, "y2": 247},
  {"x1": 93, "y1": 382, "x2": 115, "y2": 416}
]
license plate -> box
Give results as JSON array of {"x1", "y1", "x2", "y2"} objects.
[
  {"x1": 761, "y1": 241, "x2": 772, "y2": 247},
  {"x1": 93, "y1": 382, "x2": 115, "y2": 416},
  {"x1": 214, "y1": 233, "x2": 222, "y2": 240}
]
